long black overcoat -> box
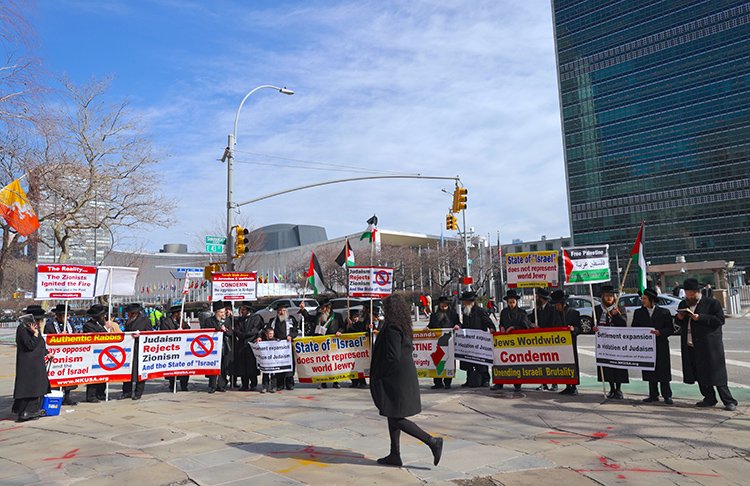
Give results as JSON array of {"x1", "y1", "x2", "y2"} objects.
[
  {"x1": 234, "y1": 314, "x2": 263, "y2": 376},
  {"x1": 14, "y1": 323, "x2": 50, "y2": 399},
  {"x1": 677, "y1": 297, "x2": 728, "y2": 385},
  {"x1": 370, "y1": 323, "x2": 421, "y2": 418},
  {"x1": 458, "y1": 305, "x2": 495, "y2": 371},
  {"x1": 632, "y1": 306, "x2": 673, "y2": 382},
  {"x1": 499, "y1": 307, "x2": 530, "y2": 331},
  {"x1": 595, "y1": 305, "x2": 629, "y2": 383}
]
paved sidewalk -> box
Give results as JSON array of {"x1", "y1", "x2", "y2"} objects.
[{"x1": 1, "y1": 343, "x2": 748, "y2": 485}]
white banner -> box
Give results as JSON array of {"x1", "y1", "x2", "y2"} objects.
[
  {"x1": 35, "y1": 264, "x2": 98, "y2": 300},
  {"x1": 250, "y1": 340, "x2": 293, "y2": 373},
  {"x1": 505, "y1": 251, "x2": 559, "y2": 288},
  {"x1": 136, "y1": 330, "x2": 224, "y2": 380},
  {"x1": 454, "y1": 328, "x2": 494, "y2": 366},
  {"x1": 95, "y1": 266, "x2": 139, "y2": 297},
  {"x1": 348, "y1": 266, "x2": 394, "y2": 298},
  {"x1": 46, "y1": 333, "x2": 135, "y2": 386},
  {"x1": 413, "y1": 329, "x2": 455, "y2": 378},
  {"x1": 595, "y1": 327, "x2": 656, "y2": 371},
  {"x1": 211, "y1": 272, "x2": 257, "y2": 301}
]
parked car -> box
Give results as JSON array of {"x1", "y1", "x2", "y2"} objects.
[
  {"x1": 252, "y1": 298, "x2": 319, "y2": 322},
  {"x1": 616, "y1": 293, "x2": 683, "y2": 326},
  {"x1": 525, "y1": 295, "x2": 601, "y2": 334},
  {"x1": 329, "y1": 298, "x2": 384, "y2": 320}
]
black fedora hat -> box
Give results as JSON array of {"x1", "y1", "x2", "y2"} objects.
[
  {"x1": 239, "y1": 301, "x2": 253, "y2": 309},
  {"x1": 86, "y1": 304, "x2": 107, "y2": 317},
  {"x1": 169, "y1": 305, "x2": 181, "y2": 313},
  {"x1": 503, "y1": 290, "x2": 522, "y2": 302},
  {"x1": 460, "y1": 291, "x2": 477, "y2": 302},
  {"x1": 536, "y1": 288, "x2": 551, "y2": 300},
  {"x1": 437, "y1": 296, "x2": 450, "y2": 304},
  {"x1": 211, "y1": 300, "x2": 225, "y2": 311},
  {"x1": 550, "y1": 290, "x2": 568, "y2": 305},
  {"x1": 683, "y1": 278, "x2": 703, "y2": 291},
  {"x1": 52, "y1": 304, "x2": 67, "y2": 314},
  {"x1": 642, "y1": 287, "x2": 658, "y2": 301},
  {"x1": 124, "y1": 302, "x2": 143, "y2": 314},
  {"x1": 23, "y1": 305, "x2": 47, "y2": 318},
  {"x1": 274, "y1": 301, "x2": 290, "y2": 310},
  {"x1": 600, "y1": 284, "x2": 616, "y2": 295},
  {"x1": 319, "y1": 297, "x2": 332, "y2": 307}
]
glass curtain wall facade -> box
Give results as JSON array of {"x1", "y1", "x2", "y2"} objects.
[{"x1": 552, "y1": 0, "x2": 750, "y2": 271}]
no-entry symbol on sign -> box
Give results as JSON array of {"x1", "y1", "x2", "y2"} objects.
[
  {"x1": 375, "y1": 270, "x2": 390, "y2": 286},
  {"x1": 98, "y1": 345, "x2": 126, "y2": 371},
  {"x1": 191, "y1": 334, "x2": 214, "y2": 358}
]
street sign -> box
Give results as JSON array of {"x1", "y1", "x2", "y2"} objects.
[
  {"x1": 170, "y1": 267, "x2": 204, "y2": 279},
  {"x1": 205, "y1": 244, "x2": 225, "y2": 254},
  {"x1": 205, "y1": 236, "x2": 227, "y2": 245}
]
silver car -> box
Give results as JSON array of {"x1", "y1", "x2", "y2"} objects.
[{"x1": 619, "y1": 293, "x2": 682, "y2": 325}]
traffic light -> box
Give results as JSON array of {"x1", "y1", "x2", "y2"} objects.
[
  {"x1": 452, "y1": 186, "x2": 468, "y2": 212},
  {"x1": 445, "y1": 213, "x2": 458, "y2": 231},
  {"x1": 203, "y1": 263, "x2": 220, "y2": 280},
  {"x1": 234, "y1": 225, "x2": 249, "y2": 256}
]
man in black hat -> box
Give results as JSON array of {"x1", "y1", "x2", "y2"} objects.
[
  {"x1": 299, "y1": 298, "x2": 343, "y2": 388},
  {"x1": 222, "y1": 302, "x2": 237, "y2": 387},
  {"x1": 12, "y1": 306, "x2": 51, "y2": 421},
  {"x1": 632, "y1": 287, "x2": 674, "y2": 404},
  {"x1": 43, "y1": 304, "x2": 78, "y2": 405},
  {"x1": 122, "y1": 303, "x2": 151, "y2": 400},
  {"x1": 531, "y1": 288, "x2": 562, "y2": 391},
  {"x1": 81, "y1": 304, "x2": 112, "y2": 402},
  {"x1": 493, "y1": 290, "x2": 531, "y2": 393},
  {"x1": 346, "y1": 309, "x2": 370, "y2": 389},
  {"x1": 201, "y1": 301, "x2": 233, "y2": 393},
  {"x1": 456, "y1": 291, "x2": 495, "y2": 388},
  {"x1": 159, "y1": 305, "x2": 190, "y2": 391},
  {"x1": 677, "y1": 278, "x2": 737, "y2": 411},
  {"x1": 594, "y1": 285, "x2": 629, "y2": 399},
  {"x1": 426, "y1": 296, "x2": 460, "y2": 390},
  {"x1": 269, "y1": 301, "x2": 300, "y2": 391},
  {"x1": 550, "y1": 290, "x2": 582, "y2": 396},
  {"x1": 234, "y1": 302, "x2": 263, "y2": 391}
]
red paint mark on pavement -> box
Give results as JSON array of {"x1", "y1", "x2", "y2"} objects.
[
  {"x1": 575, "y1": 456, "x2": 721, "y2": 479},
  {"x1": 43, "y1": 448, "x2": 79, "y2": 470},
  {"x1": 545, "y1": 430, "x2": 629, "y2": 444},
  {"x1": 548, "y1": 439, "x2": 561, "y2": 445},
  {"x1": 297, "y1": 396, "x2": 316, "y2": 400}
]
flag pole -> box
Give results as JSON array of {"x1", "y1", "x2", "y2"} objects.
[{"x1": 590, "y1": 283, "x2": 605, "y2": 398}]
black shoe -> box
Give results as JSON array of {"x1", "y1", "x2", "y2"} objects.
[
  {"x1": 570, "y1": 388, "x2": 579, "y2": 396},
  {"x1": 333, "y1": 382, "x2": 340, "y2": 389},
  {"x1": 606, "y1": 390, "x2": 616, "y2": 399},
  {"x1": 62, "y1": 398, "x2": 78, "y2": 406},
  {"x1": 260, "y1": 387, "x2": 267, "y2": 394},
  {"x1": 86, "y1": 397, "x2": 100, "y2": 403},
  {"x1": 642, "y1": 396, "x2": 659, "y2": 403},
  {"x1": 695, "y1": 400, "x2": 717, "y2": 408},
  {"x1": 349, "y1": 382, "x2": 359, "y2": 388},
  {"x1": 180, "y1": 386, "x2": 189, "y2": 392},
  {"x1": 431, "y1": 384, "x2": 444, "y2": 390},
  {"x1": 429, "y1": 437, "x2": 443, "y2": 466},
  {"x1": 614, "y1": 390, "x2": 624, "y2": 400},
  {"x1": 132, "y1": 395, "x2": 142, "y2": 400},
  {"x1": 490, "y1": 384, "x2": 503, "y2": 391},
  {"x1": 320, "y1": 383, "x2": 328, "y2": 389},
  {"x1": 481, "y1": 381, "x2": 490, "y2": 388},
  {"x1": 269, "y1": 387, "x2": 276, "y2": 394},
  {"x1": 461, "y1": 382, "x2": 471, "y2": 388},
  {"x1": 208, "y1": 388, "x2": 216, "y2": 394},
  {"x1": 725, "y1": 403, "x2": 737, "y2": 412},
  {"x1": 377, "y1": 453, "x2": 403, "y2": 467},
  {"x1": 550, "y1": 384, "x2": 558, "y2": 391},
  {"x1": 96, "y1": 395, "x2": 106, "y2": 401},
  {"x1": 444, "y1": 384, "x2": 451, "y2": 390},
  {"x1": 249, "y1": 385, "x2": 257, "y2": 392},
  {"x1": 239, "y1": 386, "x2": 249, "y2": 391},
  {"x1": 121, "y1": 394, "x2": 131, "y2": 400},
  {"x1": 664, "y1": 397, "x2": 673, "y2": 405},
  {"x1": 286, "y1": 385, "x2": 294, "y2": 390},
  {"x1": 536, "y1": 385, "x2": 549, "y2": 391},
  {"x1": 216, "y1": 387, "x2": 226, "y2": 393},
  {"x1": 17, "y1": 411, "x2": 40, "y2": 422}
]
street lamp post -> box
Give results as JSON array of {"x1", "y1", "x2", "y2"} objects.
[{"x1": 221, "y1": 85, "x2": 294, "y2": 271}]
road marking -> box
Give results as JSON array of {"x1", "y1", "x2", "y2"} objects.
[
  {"x1": 668, "y1": 350, "x2": 750, "y2": 369},
  {"x1": 576, "y1": 348, "x2": 750, "y2": 389}
]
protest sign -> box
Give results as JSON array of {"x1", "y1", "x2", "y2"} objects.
[
  {"x1": 454, "y1": 328, "x2": 494, "y2": 366},
  {"x1": 35, "y1": 264, "x2": 97, "y2": 300},
  {"x1": 595, "y1": 327, "x2": 656, "y2": 371},
  {"x1": 492, "y1": 327, "x2": 578, "y2": 385},
  {"x1": 136, "y1": 330, "x2": 223, "y2": 380},
  {"x1": 294, "y1": 332, "x2": 371, "y2": 383},
  {"x1": 348, "y1": 266, "x2": 394, "y2": 298},
  {"x1": 562, "y1": 246, "x2": 610, "y2": 285},
  {"x1": 211, "y1": 272, "x2": 257, "y2": 301},
  {"x1": 505, "y1": 251, "x2": 559, "y2": 288},
  {"x1": 46, "y1": 333, "x2": 135, "y2": 386},
  {"x1": 94, "y1": 266, "x2": 139, "y2": 296},
  {"x1": 413, "y1": 329, "x2": 455, "y2": 378},
  {"x1": 250, "y1": 340, "x2": 294, "y2": 373}
]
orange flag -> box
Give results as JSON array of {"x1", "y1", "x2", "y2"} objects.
[{"x1": 0, "y1": 179, "x2": 40, "y2": 236}]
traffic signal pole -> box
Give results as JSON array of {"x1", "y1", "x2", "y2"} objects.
[{"x1": 225, "y1": 133, "x2": 235, "y2": 272}]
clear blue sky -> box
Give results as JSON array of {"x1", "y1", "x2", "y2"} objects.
[{"x1": 27, "y1": 0, "x2": 569, "y2": 252}]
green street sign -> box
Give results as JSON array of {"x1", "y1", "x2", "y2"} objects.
[
  {"x1": 205, "y1": 243, "x2": 225, "y2": 254},
  {"x1": 205, "y1": 235, "x2": 227, "y2": 245}
]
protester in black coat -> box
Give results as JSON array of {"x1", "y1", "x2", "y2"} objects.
[
  {"x1": 677, "y1": 278, "x2": 737, "y2": 411},
  {"x1": 234, "y1": 302, "x2": 262, "y2": 391},
  {"x1": 530, "y1": 288, "x2": 562, "y2": 391},
  {"x1": 43, "y1": 304, "x2": 78, "y2": 405},
  {"x1": 594, "y1": 285, "x2": 629, "y2": 399},
  {"x1": 494, "y1": 290, "x2": 529, "y2": 392},
  {"x1": 269, "y1": 302, "x2": 300, "y2": 390},
  {"x1": 346, "y1": 310, "x2": 370, "y2": 388},
  {"x1": 632, "y1": 288, "x2": 674, "y2": 404},
  {"x1": 551, "y1": 291, "x2": 582, "y2": 396},
  {"x1": 456, "y1": 291, "x2": 495, "y2": 388},
  {"x1": 201, "y1": 301, "x2": 233, "y2": 393},
  {"x1": 121, "y1": 303, "x2": 151, "y2": 400},
  {"x1": 370, "y1": 294, "x2": 443, "y2": 468},
  {"x1": 159, "y1": 305, "x2": 190, "y2": 391},
  {"x1": 300, "y1": 299, "x2": 343, "y2": 389},
  {"x1": 13, "y1": 307, "x2": 51, "y2": 422},
  {"x1": 426, "y1": 296, "x2": 460, "y2": 390},
  {"x1": 81, "y1": 304, "x2": 112, "y2": 402}
]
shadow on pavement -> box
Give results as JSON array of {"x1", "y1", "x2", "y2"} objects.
[{"x1": 228, "y1": 441, "x2": 380, "y2": 467}]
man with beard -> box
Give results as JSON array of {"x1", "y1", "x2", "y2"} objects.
[
  {"x1": 44, "y1": 304, "x2": 77, "y2": 405},
  {"x1": 299, "y1": 298, "x2": 343, "y2": 389},
  {"x1": 529, "y1": 288, "x2": 561, "y2": 391},
  {"x1": 632, "y1": 287, "x2": 674, "y2": 405},
  {"x1": 234, "y1": 302, "x2": 262, "y2": 391},
  {"x1": 550, "y1": 290, "x2": 582, "y2": 396},
  {"x1": 82, "y1": 304, "x2": 117, "y2": 402},
  {"x1": 594, "y1": 285, "x2": 629, "y2": 400},
  {"x1": 223, "y1": 302, "x2": 237, "y2": 387},
  {"x1": 345, "y1": 310, "x2": 370, "y2": 388},
  {"x1": 121, "y1": 303, "x2": 152, "y2": 400},
  {"x1": 677, "y1": 278, "x2": 737, "y2": 411},
  {"x1": 269, "y1": 301, "x2": 300, "y2": 390},
  {"x1": 454, "y1": 291, "x2": 495, "y2": 388},
  {"x1": 493, "y1": 289, "x2": 530, "y2": 392},
  {"x1": 13, "y1": 306, "x2": 51, "y2": 421},
  {"x1": 201, "y1": 301, "x2": 233, "y2": 393},
  {"x1": 426, "y1": 296, "x2": 460, "y2": 390},
  {"x1": 160, "y1": 305, "x2": 190, "y2": 392}
]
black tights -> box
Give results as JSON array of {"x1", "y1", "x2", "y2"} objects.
[{"x1": 387, "y1": 417, "x2": 432, "y2": 455}]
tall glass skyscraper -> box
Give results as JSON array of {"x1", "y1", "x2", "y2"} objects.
[{"x1": 552, "y1": 1, "x2": 750, "y2": 270}]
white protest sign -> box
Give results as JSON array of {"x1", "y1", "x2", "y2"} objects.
[
  {"x1": 454, "y1": 328, "x2": 494, "y2": 366},
  {"x1": 36, "y1": 264, "x2": 97, "y2": 300},
  {"x1": 595, "y1": 327, "x2": 656, "y2": 371},
  {"x1": 46, "y1": 333, "x2": 135, "y2": 386},
  {"x1": 348, "y1": 266, "x2": 394, "y2": 298},
  {"x1": 250, "y1": 340, "x2": 293, "y2": 373},
  {"x1": 95, "y1": 266, "x2": 139, "y2": 296},
  {"x1": 505, "y1": 251, "x2": 559, "y2": 288},
  {"x1": 136, "y1": 330, "x2": 223, "y2": 380},
  {"x1": 413, "y1": 329, "x2": 455, "y2": 378},
  {"x1": 211, "y1": 272, "x2": 257, "y2": 301}
]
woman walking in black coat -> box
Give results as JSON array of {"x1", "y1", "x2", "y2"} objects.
[
  {"x1": 632, "y1": 288, "x2": 674, "y2": 404},
  {"x1": 13, "y1": 306, "x2": 51, "y2": 421},
  {"x1": 370, "y1": 294, "x2": 443, "y2": 467}
]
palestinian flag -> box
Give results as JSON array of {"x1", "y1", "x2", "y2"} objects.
[
  {"x1": 630, "y1": 222, "x2": 647, "y2": 293},
  {"x1": 335, "y1": 239, "x2": 355, "y2": 267},
  {"x1": 360, "y1": 214, "x2": 381, "y2": 251},
  {"x1": 307, "y1": 253, "x2": 326, "y2": 295}
]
